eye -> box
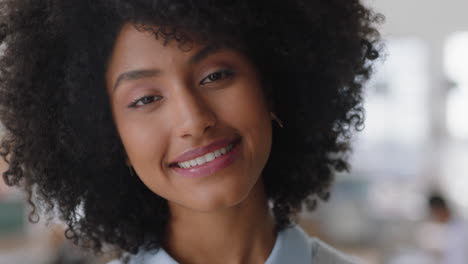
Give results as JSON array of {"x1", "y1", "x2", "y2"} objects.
[
  {"x1": 128, "y1": 95, "x2": 163, "y2": 108},
  {"x1": 200, "y1": 69, "x2": 234, "y2": 85}
]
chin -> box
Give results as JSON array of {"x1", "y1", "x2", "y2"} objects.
[{"x1": 181, "y1": 186, "x2": 254, "y2": 213}]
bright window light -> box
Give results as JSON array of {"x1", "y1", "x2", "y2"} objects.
[
  {"x1": 444, "y1": 32, "x2": 468, "y2": 140},
  {"x1": 363, "y1": 38, "x2": 429, "y2": 146}
]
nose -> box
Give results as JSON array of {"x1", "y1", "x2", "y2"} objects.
[{"x1": 173, "y1": 87, "x2": 217, "y2": 139}]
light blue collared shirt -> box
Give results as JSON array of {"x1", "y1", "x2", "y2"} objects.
[{"x1": 108, "y1": 225, "x2": 359, "y2": 264}]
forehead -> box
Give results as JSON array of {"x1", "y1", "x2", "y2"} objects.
[
  {"x1": 105, "y1": 23, "x2": 254, "y2": 94},
  {"x1": 105, "y1": 24, "x2": 202, "y2": 90}
]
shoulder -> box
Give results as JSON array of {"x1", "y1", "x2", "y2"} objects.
[
  {"x1": 273, "y1": 225, "x2": 362, "y2": 264},
  {"x1": 310, "y1": 237, "x2": 363, "y2": 264},
  {"x1": 105, "y1": 251, "x2": 140, "y2": 264},
  {"x1": 107, "y1": 226, "x2": 363, "y2": 264},
  {"x1": 105, "y1": 247, "x2": 173, "y2": 264}
]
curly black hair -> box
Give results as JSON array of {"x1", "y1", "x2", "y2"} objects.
[{"x1": 0, "y1": 0, "x2": 382, "y2": 255}]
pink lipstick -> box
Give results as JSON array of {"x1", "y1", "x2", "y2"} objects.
[{"x1": 170, "y1": 137, "x2": 242, "y2": 178}]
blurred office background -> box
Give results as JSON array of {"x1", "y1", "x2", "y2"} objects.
[
  {"x1": 1, "y1": 0, "x2": 468, "y2": 263},
  {"x1": 299, "y1": 1, "x2": 468, "y2": 263}
]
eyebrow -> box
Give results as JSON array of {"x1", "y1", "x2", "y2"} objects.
[
  {"x1": 113, "y1": 69, "x2": 161, "y2": 91},
  {"x1": 188, "y1": 45, "x2": 221, "y2": 65},
  {"x1": 112, "y1": 45, "x2": 222, "y2": 92}
]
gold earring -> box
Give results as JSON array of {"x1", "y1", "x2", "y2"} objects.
[
  {"x1": 270, "y1": 112, "x2": 284, "y2": 128},
  {"x1": 128, "y1": 165, "x2": 134, "y2": 177}
]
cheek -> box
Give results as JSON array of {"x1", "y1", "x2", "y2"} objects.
[
  {"x1": 116, "y1": 117, "x2": 169, "y2": 177},
  {"x1": 117, "y1": 119, "x2": 178, "y2": 199},
  {"x1": 222, "y1": 81, "x2": 272, "y2": 167}
]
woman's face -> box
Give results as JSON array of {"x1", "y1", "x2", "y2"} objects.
[{"x1": 106, "y1": 24, "x2": 272, "y2": 212}]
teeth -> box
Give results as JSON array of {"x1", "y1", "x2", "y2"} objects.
[
  {"x1": 189, "y1": 160, "x2": 197, "y2": 167},
  {"x1": 205, "y1": 153, "x2": 215, "y2": 162},
  {"x1": 176, "y1": 143, "x2": 234, "y2": 169},
  {"x1": 195, "y1": 156, "x2": 206, "y2": 165}
]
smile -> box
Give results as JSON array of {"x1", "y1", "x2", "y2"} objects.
[
  {"x1": 170, "y1": 137, "x2": 242, "y2": 178},
  {"x1": 175, "y1": 143, "x2": 235, "y2": 168}
]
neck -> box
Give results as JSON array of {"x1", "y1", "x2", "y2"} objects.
[{"x1": 164, "y1": 179, "x2": 276, "y2": 264}]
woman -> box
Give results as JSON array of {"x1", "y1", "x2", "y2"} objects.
[{"x1": 0, "y1": 0, "x2": 381, "y2": 263}]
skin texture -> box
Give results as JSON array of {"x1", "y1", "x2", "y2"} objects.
[
  {"x1": 106, "y1": 24, "x2": 272, "y2": 212},
  {"x1": 106, "y1": 24, "x2": 276, "y2": 263},
  {"x1": 0, "y1": 0, "x2": 382, "y2": 255}
]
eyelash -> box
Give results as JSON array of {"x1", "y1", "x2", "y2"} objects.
[
  {"x1": 199, "y1": 69, "x2": 234, "y2": 85},
  {"x1": 128, "y1": 69, "x2": 234, "y2": 108},
  {"x1": 129, "y1": 95, "x2": 163, "y2": 108}
]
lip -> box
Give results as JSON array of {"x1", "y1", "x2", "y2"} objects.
[
  {"x1": 169, "y1": 136, "x2": 241, "y2": 165},
  {"x1": 171, "y1": 139, "x2": 242, "y2": 178}
]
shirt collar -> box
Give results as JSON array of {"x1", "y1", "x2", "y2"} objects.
[
  {"x1": 133, "y1": 225, "x2": 311, "y2": 264},
  {"x1": 265, "y1": 225, "x2": 311, "y2": 264}
]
